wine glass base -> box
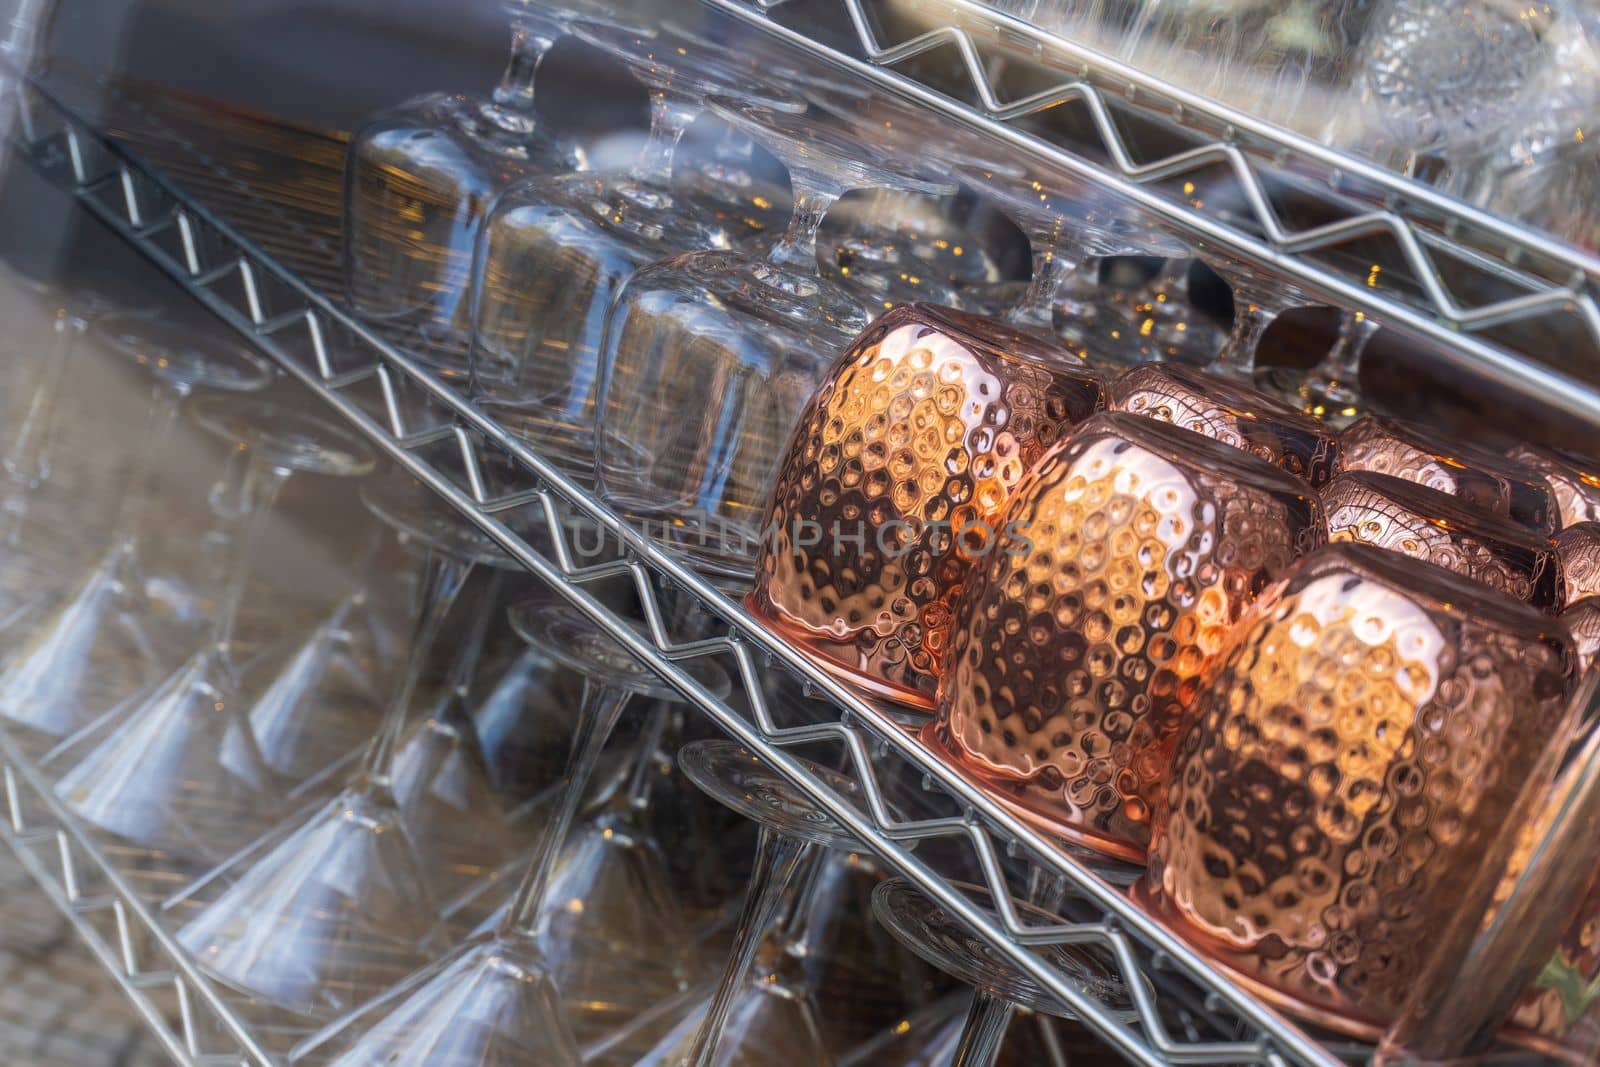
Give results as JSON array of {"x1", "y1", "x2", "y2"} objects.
[
  {"x1": 871, "y1": 877, "x2": 1138, "y2": 1020},
  {"x1": 677, "y1": 739, "x2": 864, "y2": 851},
  {"x1": 1255, "y1": 365, "x2": 1366, "y2": 428}
]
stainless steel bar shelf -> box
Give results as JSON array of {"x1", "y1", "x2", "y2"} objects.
[
  {"x1": 713, "y1": 0, "x2": 1600, "y2": 427},
  {"x1": 3, "y1": 72, "x2": 1355, "y2": 1067}
]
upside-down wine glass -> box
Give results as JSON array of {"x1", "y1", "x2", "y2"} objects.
[
  {"x1": 467, "y1": 20, "x2": 804, "y2": 480},
  {"x1": 1295, "y1": 308, "x2": 1380, "y2": 425},
  {"x1": 342, "y1": 0, "x2": 632, "y2": 373},
  {"x1": 0, "y1": 316, "x2": 273, "y2": 740},
  {"x1": 1199, "y1": 241, "x2": 1319, "y2": 386},
  {"x1": 594, "y1": 96, "x2": 953, "y2": 582},
  {"x1": 284, "y1": 601, "x2": 728, "y2": 1065},
  {"x1": 1103, "y1": 257, "x2": 1227, "y2": 367},
  {"x1": 49, "y1": 396, "x2": 374, "y2": 864},
  {"x1": 170, "y1": 472, "x2": 523, "y2": 1023},
  {"x1": 959, "y1": 164, "x2": 1191, "y2": 365}
]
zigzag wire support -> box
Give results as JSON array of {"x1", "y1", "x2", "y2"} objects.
[
  {"x1": 707, "y1": 0, "x2": 1600, "y2": 425},
  {"x1": 4, "y1": 73, "x2": 1352, "y2": 1067}
]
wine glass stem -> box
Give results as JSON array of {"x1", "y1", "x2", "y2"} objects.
[
  {"x1": 1007, "y1": 231, "x2": 1085, "y2": 332},
  {"x1": 1308, "y1": 310, "x2": 1378, "y2": 390},
  {"x1": 3, "y1": 312, "x2": 80, "y2": 488},
  {"x1": 951, "y1": 992, "x2": 1015, "y2": 1067},
  {"x1": 765, "y1": 173, "x2": 846, "y2": 274},
  {"x1": 505, "y1": 675, "x2": 635, "y2": 931},
  {"x1": 623, "y1": 701, "x2": 670, "y2": 810},
  {"x1": 208, "y1": 457, "x2": 290, "y2": 651},
  {"x1": 1214, "y1": 302, "x2": 1276, "y2": 381},
  {"x1": 631, "y1": 90, "x2": 700, "y2": 188},
  {"x1": 685, "y1": 828, "x2": 815, "y2": 1067},
  {"x1": 491, "y1": 26, "x2": 556, "y2": 115},
  {"x1": 363, "y1": 549, "x2": 474, "y2": 776},
  {"x1": 102, "y1": 379, "x2": 184, "y2": 555}
]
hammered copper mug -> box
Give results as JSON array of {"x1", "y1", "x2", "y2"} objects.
[
  {"x1": 1556, "y1": 522, "x2": 1600, "y2": 608},
  {"x1": 1335, "y1": 415, "x2": 1556, "y2": 533},
  {"x1": 747, "y1": 302, "x2": 1104, "y2": 711},
  {"x1": 925, "y1": 411, "x2": 1324, "y2": 862},
  {"x1": 1141, "y1": 542, "x2": 1576, "y2": 1039},
  {"x1": 1507, "y1": 442, "x2": 1600, "y2": 529},
  {"x1": 1108, "y1": 362, "x2": 1338, "y2": 486},
  {"x1": 1321, "y1": 470, "x2": 1559, "y2": 610}
]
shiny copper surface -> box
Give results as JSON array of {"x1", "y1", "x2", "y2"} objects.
[
  {"x1": 1143, "y1": 543, "x2": 1576, "y2": 1037},
  {"x1": 928, "y1": 411, "x2": 1323, "y2": 861},
  {"x1": 1335, "y1": 415, "x2": 1556, "y2": 533},
  {"x1": 749, "y1": 304, "x2": 1105, "y2": 710},
  {"x1": 1321, "y1": 470, "x2": 1558, "y2": 610},
  {"x1": 1109, "y1": 363, "x2": 1338, "y2": 486},
  {"x1": 1507, "y1": 443, "x2": 1600, "y2": 529},
  {"x1": 1556, "y1": 522, "x2": 1600, "y2": 608},
  {"x1": 1566, "y1": 598, "x2": 1600, "y2": 672}
]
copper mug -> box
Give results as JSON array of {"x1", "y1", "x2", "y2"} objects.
[
  {"x1": 1108, "y1": 362, "x2": 1338, "y2": 486},
  {"x1": 1568, "y1": 598, "x2": 1600, "y2": 671},
  {"x1": 1556, "y1": 522, "x2": 1600, "y2": 608},
  {"x1": 748, "y1": 303, "x2": 1105, "y2": 710},
  {"x1": 925, "y1": 411, "x2": 1324, "y2": 861},
  {"x1": 1321, "y1": 470, "x2": 1559, "y2": 610},
  {"x1": 1141, "y1": 542, "x2": 1576, "y2": 1039},
  {"x1": 1336, "y1": 415, "x2": 1556, "y2": 533},
  {"x1": 1507, "y1": 442, "x2": 1600, "y2": 529}
]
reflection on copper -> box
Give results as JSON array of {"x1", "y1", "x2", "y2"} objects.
[
  {"x1": 1109, "y1": 362, "x2": 1338, "y2": 485},
  {"x1": 1507, "y1": 443, "x2": 1600, "y2": 529},
  {"x1": 1556, "y1": 522, "x2": 1600, "y2": 608},
  {"x1": 749, "y1": 304, "x2": 1105, "y2": 710},
  {"x1": 1321, "y1": 471, "x2": 1558, "y2": 609},
  {"x1": 1142, "y1": 543, "x2": 1576, "y2": 1038},
  {"x1": 1336, "y1": 415, "x2": 1555, "y2": 533},
  {"x1": 1567, "y1": 598, "x2": 1600, "y2": 672},
  {"x1": 926, "y1": 411, "x2": 1323, "y2": 861}
]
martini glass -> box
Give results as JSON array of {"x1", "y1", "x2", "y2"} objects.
[
  {"x1": 593, "y1": 96, "x2": 953, "y2": 581},
  {"x1": 342, "y1": 0, "x2": 623, "y2": 374},
  {"x1": 870, "y1": 878, "x2": 1140, "y2": 1067},
  {"x1": 0, "y1": 316, "x2": 273, "y2": 740},
  {"x1": 285, "y1": 602, "x2": 728, "y2": 1065},
  {"x1": 171, "y1": 473, "x2": 522, "y2": 1022},
  {"x1": 50, "y1": 397, "x2": 374, "y2": 863},
  {"x1": 959, "y1": 165, "x2": 1190, "y2": 364},
  {"x1": 467, "y1": 20, "x2": 803, "y2": 481}
]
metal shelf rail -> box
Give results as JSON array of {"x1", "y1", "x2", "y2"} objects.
[
  {"x1": 710, "y1": 0, "x2": 1600, "y2": 426},
  {"x1": 5, "y1": 73, "x2": 1350, "y2": 1067}
]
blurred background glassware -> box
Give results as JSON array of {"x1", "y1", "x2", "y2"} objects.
[
  {"x1": 288, "y1": 603, "x2": 728, "y2": 1066},
  {"x1": 594, "y1": 97, "x2": 952, "y2": 582},
  {"x1": 747, "y1": 303, "x2": 1104, "y2": 712},
  {"x1": 172, "y1": 475, "x2": 519, "y2": 1022},
  {"x1": 956, "y1": 165, "x2": 1190, "y2": 364},
  {"x1": 467, "y1": 21, "x2": 805, "y2": 480},
  {"x1": 1107, "y1": 361, "x2": 1339, "y2": 485},
  {"x1": 342, "y1": 0, "x2": 610, "y2": 373},
  {"x1": 1506, "y1": 443, "x2": 1600, "y2": 529},
  {"x1": 0, "y1": 316, "x2": 274, "y2": 742},
  {"x1": 926, "y1": 411, "x2": 1324, "y2": 861},
  {"x1": 871, "y1": 877, "x2": 1139, "y2": 1067},
  {"x1": 1335, "y1": 414, "x2": 1556, "y2": 532},
  {"x1": 1322, "y1": 470, "x2": 1560, "y2": 609},
  {"x1": 50, "y1": 398, "x2": 375, "y2": 864},
  {"x1": 1556, "y1": 522, "x2": 1600, "y2": 608},
  {"x1": 662, "y1": 739, "x2": 873, "y2": 1066},
  {"x1": 1140, "y1": 542, "x2": 1576, "y2": 1039}
]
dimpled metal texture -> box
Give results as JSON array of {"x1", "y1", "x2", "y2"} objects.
[
  {"x1": 1507, "y1": 443, "x2": 1600, "y2": 529},
  {"x1": 1143, "y1": 543, "x2": 1575, "y2": 1038},
  {"x1": 748, "y1": 303, "x2": 1104, "y2": 710},
  {"x1": 928, "y1": 411, "x2": 1323, "y2": 861},
  {"x1": 1556, "y1": 522, "x2": 1600, "y2": 608},
  {"x1": 1321, "y1": 470, "x2": 1558, "y2": 610},
  {"x1": 1109, "y1": 363, "x2": 1338, "y2": 486},
  {"x1": 1335, "y1": 415, "x2": 1555, "y2": 533},
  {"x1": 1565, "y1": 597, "x2": 1600, "y2": 671}
]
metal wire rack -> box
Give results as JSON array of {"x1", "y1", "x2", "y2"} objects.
[{"x1": 4, "y1": 2, "x2": 1585, "y2": 1059}]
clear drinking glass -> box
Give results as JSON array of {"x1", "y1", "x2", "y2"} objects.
[
  {"x1": 285, "y1": 601, "x2": 728, "y2": 1065},
  {"x1": 466, "y1": 20, "x2": 802, "y2": 479},
  {"x1": 593, "y1": 96, "x2": 952, "y2": 580},
  {"x1": 50, "y1": 398, "x2": 374, "y2": 863}
]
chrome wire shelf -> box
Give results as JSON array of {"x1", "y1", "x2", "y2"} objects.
[
  {"x1": 4, "y1": 71, "x2": 1353, "y2": 1067},
  {"x1": 711, "y1": 0, "x2": 1600, "y2": 425}
]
